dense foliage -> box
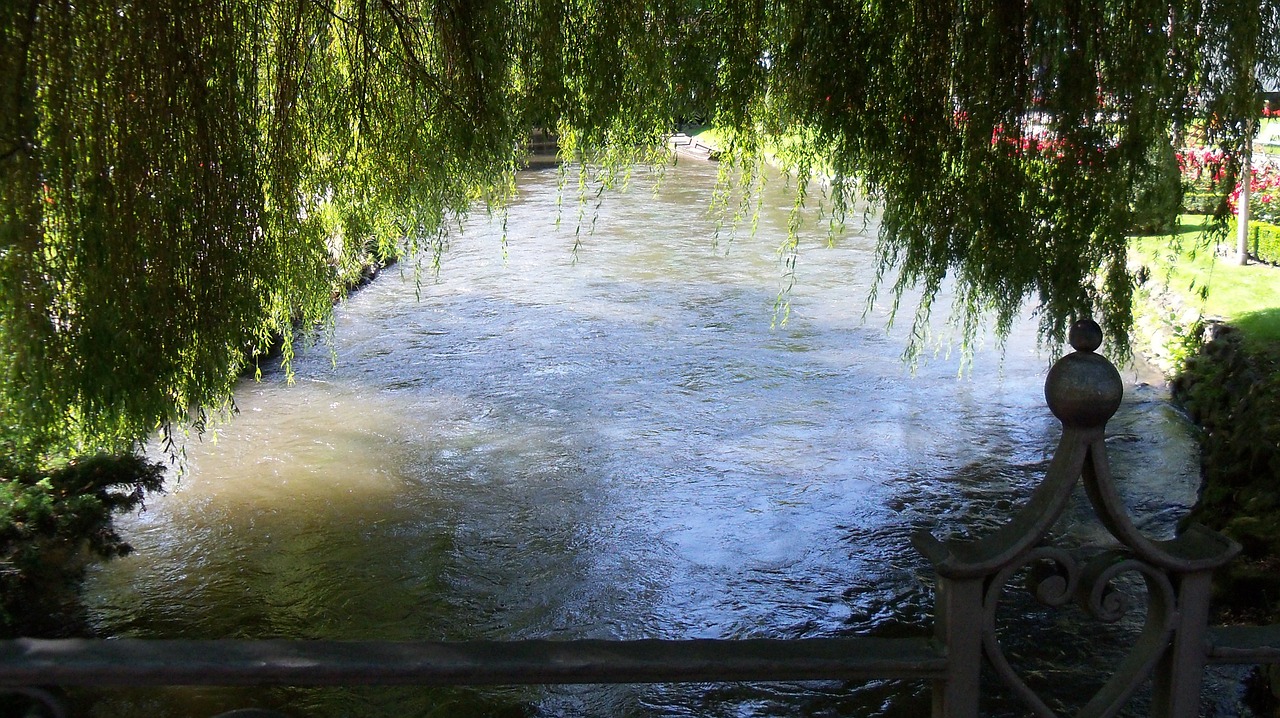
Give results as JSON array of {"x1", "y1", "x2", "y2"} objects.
[
  {"x1": 1175, "y1": 324, "x2": 1280, "y2": 619},
  {"x1": 0, "y1": 450, "x2": 164, "y2": 635},
  {"x1": 2, "y1": 0, "x2": 1280, "y2": 456}
]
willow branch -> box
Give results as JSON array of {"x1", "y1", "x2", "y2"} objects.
[
  {"x1": 379, "y1": 0, "x2": 471, "y2": 119},
  {"x1": 2, "y1": 0, "x2": 41, "y2": 166}
]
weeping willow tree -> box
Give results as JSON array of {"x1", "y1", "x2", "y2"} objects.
[{"x1": 1, "y1": 0, "x2": 1279, "y2": 460}]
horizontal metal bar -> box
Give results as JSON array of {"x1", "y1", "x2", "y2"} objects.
[
  {"x1": 1206, "y1": 625, "x2": 1280, "y2": 665},
  {"x1": 0, "y1": 637, "x2": 946, "y2": 687}
]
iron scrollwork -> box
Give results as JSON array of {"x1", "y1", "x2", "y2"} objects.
[
  {"x1": 915, "y1": 319, "x2": 1241, "y2": 717},
  {"x1": 980, "y1": 548, "x2": 1178, "y2": 717}
]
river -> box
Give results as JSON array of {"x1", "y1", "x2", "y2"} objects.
[{"x1": 79, "y1": 159, "x2": 1255, "y2": 716}]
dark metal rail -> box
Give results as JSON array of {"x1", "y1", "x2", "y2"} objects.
[{"x1": 0, "y1": 636, "x2": 946, "y2": 687}]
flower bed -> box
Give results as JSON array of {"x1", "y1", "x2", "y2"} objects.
[
  {"x1": 1228, "y1": 161, "x2": 1280, "y2": 224},
  {"x1": 1177, "y1": 147, "x2": 1229, "y2": 211},
  {"x1": 1177, "y1": 146, "x2": 1280, "y2": 263}
]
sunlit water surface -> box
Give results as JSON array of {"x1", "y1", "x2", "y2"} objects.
[{"x1": 80, "y1": 160, "x2": 1256, "y2": 717}]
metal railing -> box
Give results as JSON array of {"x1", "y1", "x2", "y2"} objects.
[{"x1": 4, "y1": 319, "x2": 1279, "y2": 717}]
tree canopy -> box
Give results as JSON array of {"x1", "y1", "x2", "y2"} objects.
[{"x1": 2, "y1": 0, "x2": 1279, "y2": 458}]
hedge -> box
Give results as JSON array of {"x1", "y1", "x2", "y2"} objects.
[
  {"x1": 1184, "y1": 190, "x2": 1225, "y2": 215},
  {"x1": 1227, "y1": 219, "x2": 1280, "y2": 265}
]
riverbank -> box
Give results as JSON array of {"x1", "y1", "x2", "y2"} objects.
[
  {"x1": 676, "y1": 126, "x2": 835, "y2": 180},
  {"x1": 1154, "y1": 298, "x2": 1280, "y2": 707},
  {"x1": 245, "y1": 243, "x2": 400, "y2": 374},
  {"x1": 1129, "y1": 222, "x2": 1280, "y2": 626}
]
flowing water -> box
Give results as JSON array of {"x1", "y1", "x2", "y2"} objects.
[{"x1": 79, "y1": 160, "x2": 1254, "y2": 717}]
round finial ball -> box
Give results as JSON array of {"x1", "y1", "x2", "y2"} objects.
[
  {"x1": 1068, "y1": 319, "x2": 1104, "y2": 353},
  {"x1": 1044, "y1": 339, "x2": 1123, "y2": 428}
]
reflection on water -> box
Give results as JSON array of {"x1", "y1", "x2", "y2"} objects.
[{"x1": 80, "y1": 161, "x2": 1252, "y2": 716}]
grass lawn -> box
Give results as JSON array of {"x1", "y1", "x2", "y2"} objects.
[
  {"x1": 683, "y1": 126, "x2": 837, "y2": 178},
  {"x1": 1131, "y1": 215, "x2": 1280, "y2": 351},
  {"x1": 685, "y1": 126, "x2": 724, "y2": 149}
]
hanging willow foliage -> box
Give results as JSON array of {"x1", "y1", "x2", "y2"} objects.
[{"x1": 1, "y1": 0, "x2": 1278, "y2": 458}]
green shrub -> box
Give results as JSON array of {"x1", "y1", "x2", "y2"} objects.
[
  {"x1": 1223, "y1": 218, "x2": 1280, "y2": 265},
  {"x1": 1232, "y1": 219, "x2": 1280, "y2": 265},
  {"x1": 0, "y1": 453, "x2": 164, "y2": 636},
  {"x1": 1177, "y1": 325, "x2": 1280, "y2": 559}
]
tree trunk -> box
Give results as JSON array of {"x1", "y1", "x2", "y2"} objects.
[{"x1": 1238, "y1": 134, "x2": 1252, "y2": 266}]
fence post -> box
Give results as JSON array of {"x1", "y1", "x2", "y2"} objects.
[
  {"x1": 914, "y1": 319, "x2": 1241, "y2": 716},
  {"x1": 931, "y1": 577, "x2": 982, "y2": 718},
  {"x1": 1150, "y1": 570, "x2": 1216, "y2": 718}
]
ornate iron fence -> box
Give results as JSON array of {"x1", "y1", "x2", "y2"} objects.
[{"x1": 3, "y1": 319, "x2": 1279, "y2": 717}]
